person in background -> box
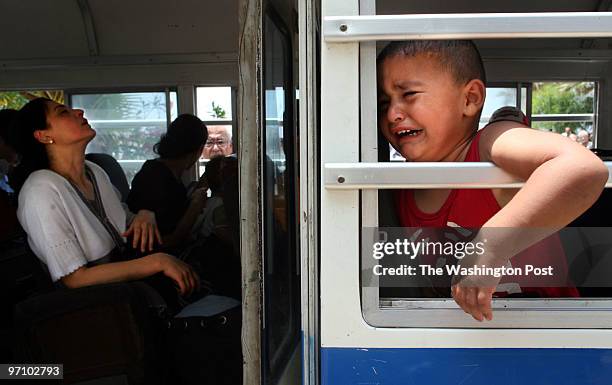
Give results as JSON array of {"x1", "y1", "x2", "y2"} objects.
[
  {"x1": 577, "y1": 129, "x2": 593, "y2": 149},
  {"x1": 127, "y1": 114, "x2": 209, "y2": 251},
  {"x1": 561, "y1": 126, "x2": 573, "y2": 138},
  {"x1": 201, "y1": 126, "x2": 233, "y2": 159},
  {"x1": 192, "y1": 155, "x2": 236, "y2": 243},
  {"x1": 0, "y1": 109, "x2": 19, "y2": 193}
]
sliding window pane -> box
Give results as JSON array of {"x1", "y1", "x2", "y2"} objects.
[{"x1": 72, "y1": 92, "x2": 172, "y2": 184}]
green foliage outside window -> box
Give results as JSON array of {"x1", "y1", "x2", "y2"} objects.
[
  {"x1": 532, "y1": 82, "x2": 594, "y2": 133},
  {"x1": 210, "y1": 101, "x2": 227, "y2": 119},
  {"x1": 0, "y1": 91, "x2": 64, "y2": 110}
]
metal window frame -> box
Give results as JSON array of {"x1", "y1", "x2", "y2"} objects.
[
  {"x1": 299, "y1": 0, "x2": 320, "y2": 383},
  {"x1": 67, "y1": 87, "x2": 181, "y2": 176},
  {"x1": 325, "y1": 162, "x2": 612, "y2": 190},
  {"x1": 66, "y1": 86, "x2": 179, "y2": 125},
  {"x1": 339, "y1": 6, "x2": 612, "y2": 329},
  {"x1": 324, "y1": 12, "x2": 612, "y2": 42},
  {"x1": 193, "y1": 85, "x2": 238, "y2": 176},
  {"x1": 531, "y1": 114, "x2": 594, "y2": 122}
]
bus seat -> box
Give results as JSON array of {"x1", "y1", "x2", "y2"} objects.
[
  {"x1": 561, "y1": 227, "x2": 612, "y2": 296},
  {"x1": 378, "y1": 189, "x2": 400, "y2": 227},
  {"x1": 0, "y1": 234, "x2": 53, "y2": 362},
  {"x1": 0, "y1": 189, "x2": 21, "y2": 242},
  {"x1": 13, "y1": 281, "x2": 167, "y2": 385},
  {"x1": 85, "y1": 153, "x2": 130, "y2": 202},
  {"x1": 564, "y1": 183, "x2": 612, "y2": 296},
  {"x1": 568, "y1": 187, "x2": 612, "y2": 227}
]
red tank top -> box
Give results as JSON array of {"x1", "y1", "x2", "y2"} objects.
[{"x1": 395, "y1": 130, "x2": 579, "y2": 297}]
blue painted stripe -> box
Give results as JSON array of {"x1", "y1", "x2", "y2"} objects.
[{"x1": 321, "y1": 347, "x2": 612, "y2": 384}]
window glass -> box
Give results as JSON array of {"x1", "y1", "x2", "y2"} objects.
[
  {"x1": 262, "y1": 11, "x2": 300, "y2": 383},
  {"x1": 72, "y1": 92, "x2": 175, "y2": 185},
  {"x1": 195, "y1": 87, "x2": 235, "y2": 174},
  {"x1": 531, "y1": 81, "x2": 595, "y2": 138},
  {"x1": 169, "y1": 91, "x2": 178, "y2": 121},
  {"x1": 196, "y1": 87, "x2": 232, "y2": 121},
  {"x1": 0, "y1": 90, "x2": 64, "y2": 109},
  {"x1": 521, "y1": 86, "x2": 528, "y2": 115},
  {"x1": 480, "y1": 87, "x2": 518, "y2": 128}
]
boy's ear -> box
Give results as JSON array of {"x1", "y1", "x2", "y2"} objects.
[{"x1": 463, "y1": 79, "x2": 486, "y2": 118}]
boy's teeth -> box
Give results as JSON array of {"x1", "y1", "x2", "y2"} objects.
[{"x1": 397, "y1": 129, "x2": 421, "y2": 137}]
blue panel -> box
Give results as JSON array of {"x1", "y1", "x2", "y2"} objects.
[{"x1": 321, "y1": 347, "x2": 612, "y2": 385}]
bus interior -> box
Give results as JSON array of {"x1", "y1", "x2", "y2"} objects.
[
  {"x1": 0, "y1": 0, "x2": 301, "y2": 384},
  {"x1": 1, "y1": 0, "x2": 612, "y2": 384}
]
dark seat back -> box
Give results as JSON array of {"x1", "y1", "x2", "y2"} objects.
[
  {"x1": 13, "y1": 282, "x2": 167, "y2": 385},
  {"x1": 85, "y1": 153, "x2": 130, "y2": 202}
]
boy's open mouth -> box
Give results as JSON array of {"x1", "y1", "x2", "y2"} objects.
[{"x1": 396, "y1": 128, "x2": 423, "y2": 138}]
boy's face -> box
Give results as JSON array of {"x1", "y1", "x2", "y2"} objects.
[{"x1": 378, "y1": 54, "x2": 475, "y2": 161}]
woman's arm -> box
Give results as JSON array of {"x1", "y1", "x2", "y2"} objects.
[{"x1": 61, "y1": 252, "x2": 199, "y2": 296}]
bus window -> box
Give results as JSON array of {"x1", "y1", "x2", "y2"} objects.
[
  {"x1": 263, "y1": 8, "x2": 301, "y2": 383},
  {"x1": 0, "y1": 90, "x2": 65, "y2": 109},
  {"x1": 480, "y1": 84, "x2": 529, "y2": 128},
  {"x1": 340, "y1": 10, "x2": 612, "y2": 325},
  {"x1": 71, "y1": 90, "x2": 177, "y2": 184},
  {"x1": 391, "y1": 83, "x2": 531, "y2": 160},
  {"x1": 195, "y1": 86, "x2": 236, "y2": 174},
  {"x1": 531, "y1": 81, "x2": 596, "y2": 138}
]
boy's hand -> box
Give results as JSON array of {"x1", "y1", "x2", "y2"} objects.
[
  {"x1": 452, "y1": 284, "x2": 496, "y2": 322},
  {"x1": 450, "y1": 238, "x2": 506, "y2": 322}
]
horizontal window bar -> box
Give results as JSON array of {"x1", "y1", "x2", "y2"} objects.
[
  {"x1": 324, "y1": 12, "x2": 612, "y2": 42},
  {"x1": 531, "y1": 114, "x2": 593, "y2": 122},
  {"x1": 202, "y1": 120, "x2": 233, "y2": 125},
  {"x1": 89, "y1": 119, "x2": 166, "y2": 124},
  {"x1": 324, "y1": 162, "x2": 612, "y2": 189},
  {"x1": 380, "y1": 298, "x2": 612, "y2": 310}
]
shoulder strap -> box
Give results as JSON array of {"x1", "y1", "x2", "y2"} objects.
[{"x1": 67, "y1": 166, "x2": 126, "y2": 252}]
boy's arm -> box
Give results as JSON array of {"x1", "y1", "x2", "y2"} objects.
[
  {"x1": 453, "y1": 121, "x2": 608, "y2": 321},
  {"x1": 480, "y1": 121, "x2": 607, "y2": 227}
]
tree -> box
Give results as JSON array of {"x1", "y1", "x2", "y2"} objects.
[
  {"x1": 531, "y1": 82, "x2": 594, "y2": 133},
  {"x1": 210, "y1": 101, "x2": 226, "y2": 119},
  {"x1": 0, "y1": 90, "x2": 64, "y2": 110}
]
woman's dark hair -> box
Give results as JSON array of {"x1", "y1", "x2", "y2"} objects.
[
  {"x1": 9, "y1": 98, "x2": 51, "y2": 193},
  {"x1": 0, "y1": 108, "x2": 18, "y2": 145},
  {"x1": 154, "y1": 114, "x2": 208, "y2": 159}
]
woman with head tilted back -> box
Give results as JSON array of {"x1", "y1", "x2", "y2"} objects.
[{"x1": 11, "y1": 98, "x2": 199, "y2": 296}]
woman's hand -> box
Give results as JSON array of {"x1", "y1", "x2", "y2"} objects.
[
  {"x1": 156, "y1": 253, "x2": 200, "y2": 297},
  {"x1": 189, "y1": 187, "x2": 208, "y2": 212},
  {"x1": 123, "y1": 209, "x2": 163, "y2": 252}
]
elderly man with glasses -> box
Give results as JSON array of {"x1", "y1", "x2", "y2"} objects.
[{"x1": 202, "y1": 126, "x2": 233, "y2": 159}]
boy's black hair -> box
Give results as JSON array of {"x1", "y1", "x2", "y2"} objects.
[{"x1": 377, "y1": 40, "x2": 486, "y2": 85}]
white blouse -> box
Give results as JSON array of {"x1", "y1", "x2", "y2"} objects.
[{"x1": 17, "y1": 161, "x2": 127, "y2": 281}]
